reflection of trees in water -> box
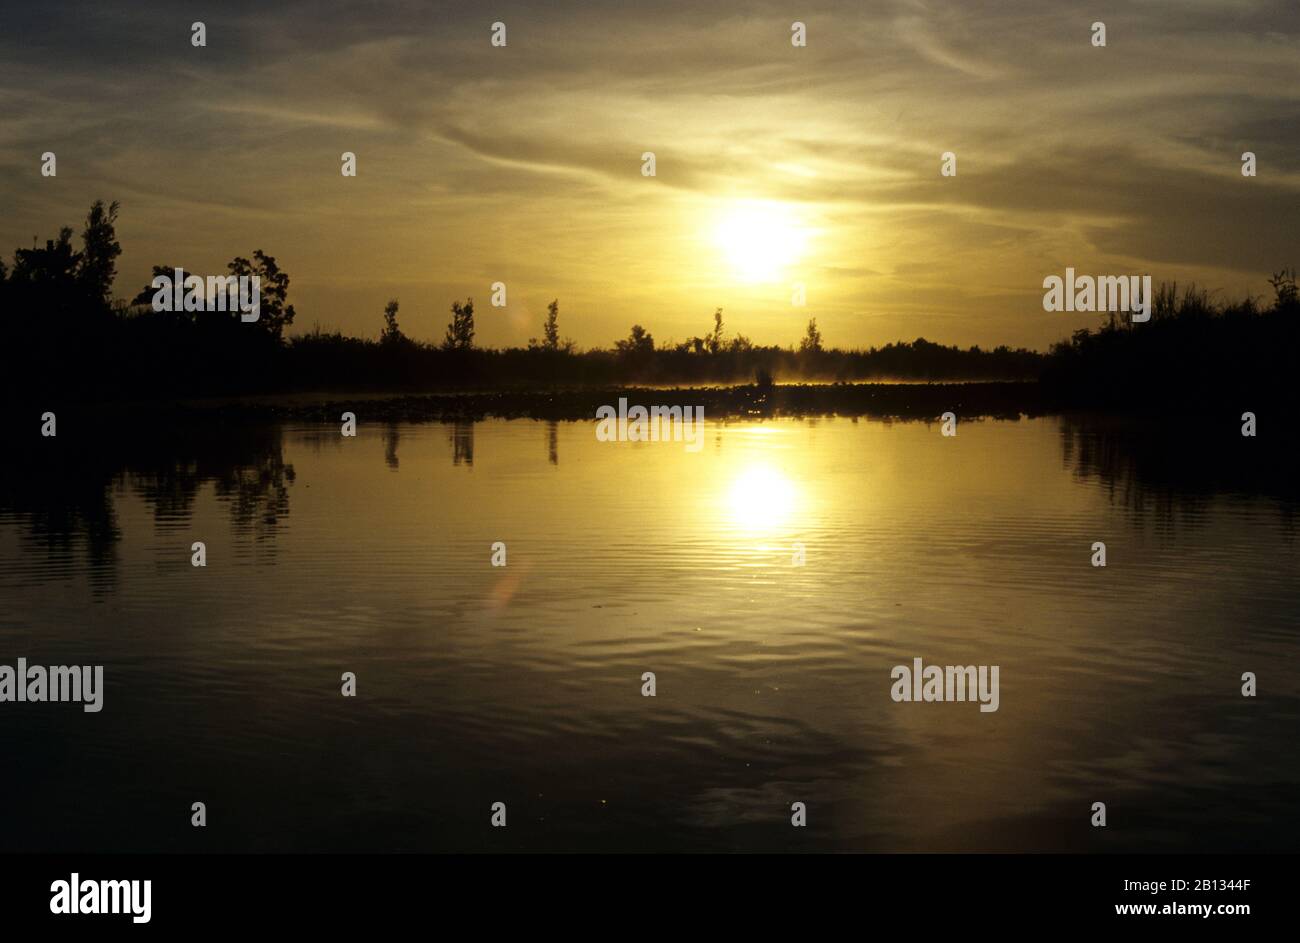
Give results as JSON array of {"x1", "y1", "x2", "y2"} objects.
[
  {"x1": 546, "y1": 420, "x2": 558, "y2": 466},
  {"x1": 0, "y1": 459, "x2": 122, "y2": 585},
  {"x1": 1, "y1": 423, "x2": 296, "y2": 588},
  {"x1": 1059, "y1": 414, "x2": 1297, "y2": 533},
  {"x1": 127, "y1": 425, "x2": 295, "y2": 542},
  {"x1": 384, "y1": 423, "x2": 400, "y2": 470},
  {"x1": 449, "y1": 421, "x2": 474, "y2": 466},
  {"x1": 210, "y1": 452, "x2": 294, "y2": 541}
]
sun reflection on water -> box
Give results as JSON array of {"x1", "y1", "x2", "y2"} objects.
[{"x1": 725, "y1": 463, "x2": 800, "y2": 533}]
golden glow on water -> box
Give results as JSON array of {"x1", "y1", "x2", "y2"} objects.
[
  {"x1": 4, "y1": 416, "x2": 1297, "y2": 852},
  {"x1": 724, "y1": 463, "x2": 800, "y2": 533}
]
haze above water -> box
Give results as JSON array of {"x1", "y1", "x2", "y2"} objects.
[{"x1": 2, "y1": 417, "x2": 1296, "y2": 852}]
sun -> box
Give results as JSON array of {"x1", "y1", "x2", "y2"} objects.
[{"x1": 713, "y1": 201, "x2": 808, "y2": 284}]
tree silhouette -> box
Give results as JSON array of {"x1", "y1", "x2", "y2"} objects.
[
  {"x1": 544, "y1": 299, "x2": 560, "y2": 350},
  {"x1": 443, "y1": 298, "x2": 475, "y2": 350},
  {"x1": 799, "y1": 317, "x2": 823, "y2": 353},
  {"x1": 616, "y1": 323, "x2": 654, "y2": 354},
  {"x1": 228, "y1": 250, "x2": 295, "y2": 340},
  {"x1": 728, "y1": 331, "x2": 754, "y2": 353},
  {"x1": 381, "y1": 298, "x2": 403, "y2": 345},
  {"x1": 707, "y1": 307, "x2": 724, "y2": 354},
  {"x1": 130, "y1": 250, "x2": 296, "y2": 337},
  {"x1": 77, "y1": 200, "x2": 121, "y2": 310},
  {"x1": 130, "y1": 264, "x2": 184, "y2": 311},
  {"x1": 10, "y1": 227, "x2": 78, "y2": 298},
  {"x1": 1269, "y1": 269, "x2": 1297, "y2": 311}
]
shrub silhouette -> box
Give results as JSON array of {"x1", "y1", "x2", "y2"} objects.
[
  {"x1": 1040, "y1": 273, "x2": 1298, "y2": 410},
  {"x1": 443, "y1": 298, "x2": 475, "y2": 351},
  {"x1": 381, "y1": 299, "x2": 404, "y2": 346}
]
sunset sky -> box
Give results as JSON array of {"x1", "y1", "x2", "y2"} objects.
[{"x1": 2, "y1": 0, "x2": 1297, "y2": 350}]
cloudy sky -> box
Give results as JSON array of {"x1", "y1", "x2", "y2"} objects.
[{"x1": 2, "y1": 0, "x2": 1297, "y2": 350}]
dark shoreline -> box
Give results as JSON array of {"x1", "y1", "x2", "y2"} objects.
[{"x1": 44, "y1": 381, "x2": 1049, "y2": 425}]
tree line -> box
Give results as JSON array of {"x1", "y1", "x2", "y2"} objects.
[{"x1": 3, "y1": 201, "x2": 1290, "y2": 410}]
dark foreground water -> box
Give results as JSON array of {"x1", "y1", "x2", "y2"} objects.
[{"x1": 1, "y1": 414, "x2": 1297, "y2": 852}]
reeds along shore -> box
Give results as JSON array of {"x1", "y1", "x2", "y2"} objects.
[{"x1": 1039, "y1": 276, "x2": 1300, "y2": 411}]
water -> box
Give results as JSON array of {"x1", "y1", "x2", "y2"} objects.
[{"x1": 1, "y1": 415, "x2": 1297, "y2": 852}]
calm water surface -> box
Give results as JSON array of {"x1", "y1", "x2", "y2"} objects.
[{"x1": 2, "y1": 415, "x2": 1297, "y2": 851}]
